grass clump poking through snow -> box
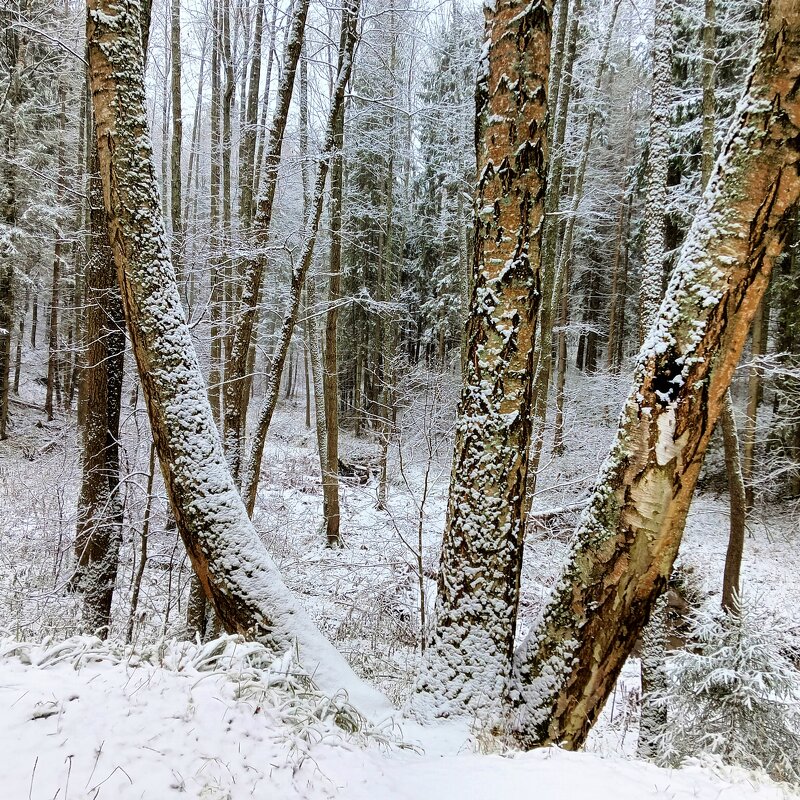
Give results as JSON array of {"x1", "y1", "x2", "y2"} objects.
[
  {"x1": 653, "y1": 598, "x2": 800, "y2": 784},
  {"x1": 0, "y1": 633, "x2": 403, "y2": 754}
]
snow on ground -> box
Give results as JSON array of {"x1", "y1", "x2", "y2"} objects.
[
  {"x1": 1, "y1": 636, "x2": 796, "y2": 800},
  {"x1": 1, "y1": 365, "x2": 799, "y2": 796}
]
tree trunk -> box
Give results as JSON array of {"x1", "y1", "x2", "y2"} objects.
[
  {"x1": 74, "y1": 131, "x2": 126, "y2": 639},
  {"x1": 241, "y1": 1, "x2": 360, "y2": 517},
  {"x1": 169, "y1": 0, "x2": 183, "y2": 291},
  {"x1": 411, "y1": 0, "x2": 553, "y2": 722},
  {"x1": 509, "y1": 0, "x2": 800, "y2": 748},
  {"x1": 742, "y1": 296, "x2": 768, "y2": 509},
  {"x1": 323, "y1": 98, "x2": 344, "y2": 547},
  {"x1": 223, "y1": 0, "x2": 310, "y2": 482},
  {"x1": 86, "y1": 0, "x2": 387, "y2": 717}
]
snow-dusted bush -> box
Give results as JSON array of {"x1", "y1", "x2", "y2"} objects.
[{"x1": 654, "y1": 599, "x2": 800, "y2": 783}]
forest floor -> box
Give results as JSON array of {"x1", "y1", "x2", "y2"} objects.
[{"x1": 1, "y1": 357, "x2": 799, "y2": 798}]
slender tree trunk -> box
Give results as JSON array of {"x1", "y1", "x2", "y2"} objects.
[
  {"x1": 742, "y1": 297, "x2": 767, "y2": 509},
  {"x1": 298, "y1": 44, "x2": 329, "y2": 513},
  {"x1": 323, "y1": 99, "x2": 344, "y2": 547},
  {"x1": 86, "y1": 0, "x2": 387, "y2": 716},
  {"x1": 223, "y1": 0, "x2": 310, "y2": 482},
  {"x1": 13, "y1": 288, "x2": 25, "y2": 394},
  {"x1": 169, "y1": 0, "x2": 183, "y2": 291},
  {"x1": 411, "y1": 0, "x2": 553, "y2": 722},
  {"x1": 46, "y1": 86, "x2": 68, "y2": 422},
  {"x1": 241, "y1": 1, "x2": 360, "y2": 517},
  {"x1": 208, "y1": 0, "x2": 222, "y2": 421},
  {"x1": 128, "y1": 443, "x2": 155, "y2": 643},
  {"x1": 509, "y1": 0, "x2": 800, "y2": 748},
  {"x1": 238, "y1": 0, "x2": 264, "y2": 229}
]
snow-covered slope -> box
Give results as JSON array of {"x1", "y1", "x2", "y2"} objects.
[{"x1": 0, "y1": 636, "x2": 794, "y2": 800}]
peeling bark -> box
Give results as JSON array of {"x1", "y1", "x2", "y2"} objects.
[{"x1": 510, "y1": 0, "x2": 800, "y2": 748}]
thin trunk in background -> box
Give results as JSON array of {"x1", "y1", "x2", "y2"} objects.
[
  {"x1": 241, "y1": 0, "x2": 361, "y2": 517},
  {"x1": 323, "y1": 101, "x2": 345, "y2": 547},
  {"x1": 170, "y1": 0, "x2": 184, "y2": 291}
]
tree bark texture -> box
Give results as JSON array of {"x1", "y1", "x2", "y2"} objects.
[
  {"x1": 509, "y1": 0, "x2": 800, "y2": 749},
  {"x1": 74, "y1": 134, "x2": 126, "y2": 639},
  {"x1": 411, "y1": 0, "x2": 552, "y2": 722}
]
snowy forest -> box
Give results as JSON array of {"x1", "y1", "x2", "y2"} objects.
[{"x1": 1, "y1": 0, "x2": 800, "y2": 796}]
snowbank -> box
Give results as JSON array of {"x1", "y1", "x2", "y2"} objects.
[{"x1": 0, "y1": 636, "x2": 794, "y2": 800}]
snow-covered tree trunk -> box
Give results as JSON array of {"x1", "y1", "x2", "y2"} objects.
[
  {"x1": 411, "y1": 0, "x2": 553, "y2": 722},
  {"x1": 169, "y1": 0, "x2": 183, "y2": 290},
  {"x1": 509, "y1": 0, "x2": 800, "y2": 749},
  {"x1": 86, "y1": 0, "x2": 388, "y2": 717},
  {"x1": 637, "y1": 0, "x2": 672, "y2": 759},
  {"x1": 323, "y1": 99, "x2": 344, "y2": 548},
  {"x1": 241, "y1": 0, "x2": 360, "y2": 517}
]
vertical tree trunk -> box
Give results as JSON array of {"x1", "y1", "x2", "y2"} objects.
[
  {"x1": 323, "y1": 99, "x2": 345, "y2": 547},
  {"x1": 45, "y1": 86, "x2": 67, "y2": 422},
  {"x1": 637, "y1": 0, "x2": 672, "y2": 759},
  {"x1": 411, "y1": 0, "x2": 553, "y2": 722},
  {"x1": 169, "y1": 0, "x2": 183, "y2": 291},
  {"x1": 742, "y1": 297, "x2": 768, "y2": 509},
  {"x1": 208, "y1": 0, "x2": 222, "y2": 421},
  {"x1": 510, "y1": 0, "x2": 800, "y2": 748},
  {"x1": 74, "y1": 132, "x2": 126, "y2": 639},
  {"x1": 86, "y1": 0, "x2": 387, "y2": 716}
]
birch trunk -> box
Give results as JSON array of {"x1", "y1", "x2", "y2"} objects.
[
  {"x1": 510, "y1": 0, "x2": 800, "y2": 748},
  {"x1": 86, "y1": 0, "x2": 388, "y2": 717},
  {"x1": 411, "y1": 0, "x2": 552, "y2": 722}
]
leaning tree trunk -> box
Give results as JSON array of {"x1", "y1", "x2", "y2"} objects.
[
  {"x1": 222, "y1": 0, "x2": 310, "y2": 482},
  {"x1": 86, "y1": 0, "x2": 388, "y2": 717},
  {"x1": 241, "y1": 0, "x2": 360, "y2": 517},
  {"x1": 509, "y1": 0, "x2": 800, "y2": 749},
  {"x1": 74, "y1": 134, "x2": 126, "y2": 639},
  {"x1": 410, "y1": 0, "x2": 552, "y2": 722}
]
